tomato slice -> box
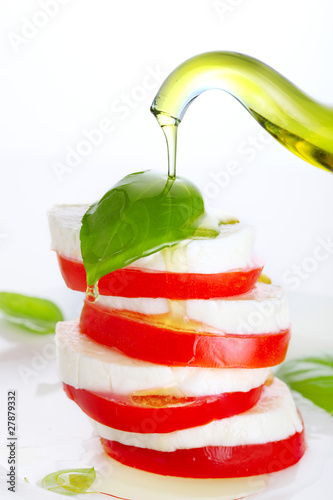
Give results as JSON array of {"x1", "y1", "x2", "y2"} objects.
[
  {"x1": 56, "y1": 253, "x2": 262, "y2": 299},
  {"x1": 63, "y1": 383, "x2": 264, "y2": 433},
  {"x1": 80, "y1": 301, "x2": 290, "y2": 368},
  {"x1": 101, "y1": 428, "x2": 306, "y2": 478}
]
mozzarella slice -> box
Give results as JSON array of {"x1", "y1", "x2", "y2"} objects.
[
  {"x1": 90, "y1": 378, "x2": 303, "y2": 451},
  {"x1": 48, "y1": 204, "x2": 258, "y2": 273},
  {"x1": 96, "y1": 282, "x2": 289, "y2": 334},
  {"x1": 48, "y1": 204, "x2": 88, "y2": 262},
  {"x1": 97, "y1": 296, "x2": 170, "y2": 315},
  {"x1": 186, "y1": 283, "x2": 289, "y2": 334},
  {"x1": 56, "y1": 320, "x2": 270, "y2": 397}
]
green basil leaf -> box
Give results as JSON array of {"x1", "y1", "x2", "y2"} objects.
[
  {"x1": 41, "y1": 468, "x2": 96, "y2": 496},
  {"x1": 276, "y1": 354, "x2": 333, "y2": 414},
  {"x1": 80, "y1": 170, "x2": 205, "y2": 286},
  {"x1": 0, "y1": 292, "x2": 63, "y2": 334}
]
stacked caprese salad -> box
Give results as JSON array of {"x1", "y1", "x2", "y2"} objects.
[{"x1": 49, "y1": 204, "x2": 306, "y2": 478}]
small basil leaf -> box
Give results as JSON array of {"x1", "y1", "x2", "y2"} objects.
[
  {"x1": 276, "y1": 354, "x2": 333, "y2": 414},
  {"x1": 0, "y1": 292, "x2": 63, "y2": 334},
  {"x1": 80, "y1": 170, "x2": 205, "y2": 285},
  {"x1": 41, "y1": 468, "x2": 96, "y2": 496}
]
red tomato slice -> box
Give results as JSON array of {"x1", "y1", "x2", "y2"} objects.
[
  {"x1": 63, "y1": 383, "x2": 264, "y2": 433},
  {"x1": 80, "y1": 301, "x2": 290, "y2": 368},
  {"x1": 56, "y1": 253, "x2": 262, "y2": 299},
  {"x1": 101, "y1": 428, "x2": 306, "y2": 478}
]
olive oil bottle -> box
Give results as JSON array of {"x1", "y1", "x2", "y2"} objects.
[{"x1": 151, "y1": 52, "x2": 333, "y2": 177}]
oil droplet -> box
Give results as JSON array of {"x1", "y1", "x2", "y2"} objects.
[
  {"x1": 258, "y1": 273, "x2": 272, "y2": 284},
  {"x1": 265, "y1": 371, "x2": 274, "y2": 386},
  {"x1": 86, "y1": 283, "x2": 99, "y2": 303}
]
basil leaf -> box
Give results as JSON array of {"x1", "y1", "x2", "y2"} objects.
[
  {"x1": 276, "y1": 354, "x2": 333, "y2": 414},
  {"x1": 41, "y1": 468, "x2": 96, "y2": 496},
  {"x1": 80, "y1": 170, "x2": 205, "y2": 285},
  {"x1": 0, "y1": 292, "x2": 63, "y2": 334}
]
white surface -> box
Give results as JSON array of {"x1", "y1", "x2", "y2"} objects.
[
  {"x1": 56, "y1": 319, "x2": 270, "y2": 396},
  {"x1": 0, "y1": 291, "x2": 333, "y2": 499}
]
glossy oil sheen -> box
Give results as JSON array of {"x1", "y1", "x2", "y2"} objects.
[{"x1": 151, "y1": 52, "x2": 333, "y2": 176}]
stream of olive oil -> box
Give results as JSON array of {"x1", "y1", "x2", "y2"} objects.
[
  {"x1": 155, "y1": 112, "x2": 180, "y2": 179},
  {"x1": 151, "y1": 51, "x2": 333, "y2": 176}
]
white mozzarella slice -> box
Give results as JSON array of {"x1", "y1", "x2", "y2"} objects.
[
  {"x1": 186, "y1": 283, "x2": 290, "y2": 334},
  {"x1": 48, "y1": 204, "x2": 89, "y2": 262},
  {"x1": 56, "y1": 320, "x2": 270, "y2": 397},
  {"x1": 97, "y1": 295, "x2": 170, "y2": 315},
  {"x1": 96, "y1": 282, "x2": 290, "y2": 335},
  {"x1": 48, "y1": 204, "x2": 258, "y2": 273},
  {"x1": 90, "y1": 378, "x2": 303, "y2": 451}
]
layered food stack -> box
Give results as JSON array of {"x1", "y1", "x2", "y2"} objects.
[{"x1": 49, "y1": 204, "x2": 306, "y2": 478}]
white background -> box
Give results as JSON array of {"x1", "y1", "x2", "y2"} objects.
[
  {"x1": 1, "y1": 0, "x2": 333, "y2": 301},
  {"x1": 1, "y1": 2, "x2": 333, "y2": 499}
]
